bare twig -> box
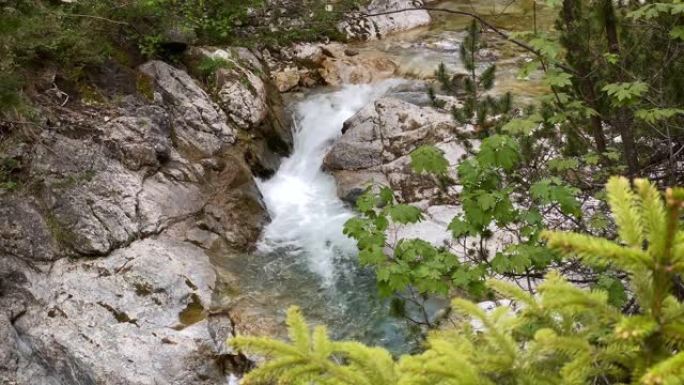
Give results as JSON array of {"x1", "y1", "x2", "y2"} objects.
[{"x1": 53, "y1": 12, "x2": 130, "y2": 26}]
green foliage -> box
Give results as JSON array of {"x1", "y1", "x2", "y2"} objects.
[
  {"x1": 195, "y1": 56, "x2": 236, "y2": 87},
  {"x1": 670, "y1": 26, "x2": 684, "y2": 40},
  {"x1": 234, "y1": 178, "x2": 684, "y2": 385},
  {"x1": 628, "y1": 2, "x2": 684, "y2": 20},
  {"x1": 197, "y1": 57, "x2": 235, "y2": 78},
  {"x1": 507, "y1": 0, "x2": 684, "y2": 177},
  {"x1": 530, "y1": 178, "x2": 581, "y2": 217},
  {"x1": 343, "y1": 126, "x2": 587, "y2": 300},
  {"x1": 0, "y1": 0, "x2": 365, "y2": 117},
  {"x1": 343, "y1": 188, "x2": 458, "y2": 296},
  {"x1": 0, "y1": 156, "x2": 21, "y2": 191},
  {"x1": 410, "y1": 145, "x2": 449, "y2": 175},
  {"x1": 0, "y1": 74, "x2": 27, "y2": 118},
  {"x1": 602, "y1": 81, "x2": 649, "y2": 107},
  {"x1": 634, "y1": 108, "x2": 684, "y2": 124}
]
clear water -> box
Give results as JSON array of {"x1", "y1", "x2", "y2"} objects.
[
  {"x1": 230, "y1": 80, "x2": 421, "y2": 353},
  {"x1": 225, "y1": 1, "x2": 551, "y2": 354},
  {"x1": 351, "y1": 0, "x2": 556, "y2": 99}
]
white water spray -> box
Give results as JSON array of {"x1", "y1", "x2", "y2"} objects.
[{"x1": 257, "y1": 80, "x2": 402, "y2": 284}]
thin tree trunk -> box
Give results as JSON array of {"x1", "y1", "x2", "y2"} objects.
[
  {"x1": 603, "y1": 0, "x2": 640, "y2": 177},
  {"x1": 561, "y1": 0, "x2": 608, "y2": 153}
]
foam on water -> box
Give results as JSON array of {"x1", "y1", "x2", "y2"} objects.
[{"x1": 257, "y1": 80, "x2": 403, "y2": 284}]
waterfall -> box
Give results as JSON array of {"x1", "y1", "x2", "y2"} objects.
[{"x1": 257, "y1": 80, "x2": 403, "y2": 285}]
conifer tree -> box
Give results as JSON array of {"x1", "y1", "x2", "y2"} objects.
[{"x1": 433, "y1": 20, "x2": 512, "y2": 134}]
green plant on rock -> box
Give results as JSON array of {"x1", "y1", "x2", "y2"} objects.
[
  {"x1": 342, "y1": 183, "x2": 456, "y2": 298},
  {"x1": 196, "y1": 56, "x2": 236, "y2": 87},
  {"x1": 343, "y1": 129, "x2": 586, "y2": 303},
  {"x1": 232, "y1": 177, "x2": 684, "y2": 385}
]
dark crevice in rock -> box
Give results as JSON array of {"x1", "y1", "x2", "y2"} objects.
[
  {"x1": 133, "y1": 281, "x2": 164, "y2": 297},
  {"x1": 46, "y1": 307, "x2": 67, "y2": 319},
  {"x1": 97, "y1": 302, "x2": 139, "y2": 326},
  {"x1": 184, "y1": 277, "x2": 198, "y2": 290},
  {"x1": 10, "y1": 309, "x2": 27, "y2": 324},
  {"x1": 176, "y1": 293, "x2": 205, "y2": 329}
]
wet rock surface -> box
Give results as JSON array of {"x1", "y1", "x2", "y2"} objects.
[{"x1": 269, "y1": 42, "x2": 400, "y2": 91}]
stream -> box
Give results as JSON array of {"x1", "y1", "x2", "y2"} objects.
[
  {"x1": 223, "y1": 0, "x2": 554, "y2": 354},
  {"x1": 228, "y1": 81, "x2": 421, "y2": 353}
]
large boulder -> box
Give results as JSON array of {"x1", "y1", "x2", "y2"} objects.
[
  {"x1": 10, "y1": 238, "x2": 229, "y2": 385},
  {"x1": 186, "y1": 47, "x2": 293, "y2": 177},
  {"x1": 271, "y1": 42, "x2": 399, "y2": 89},
  {"x1": 273, "y1": 67, "x2": 301, "y2": 92},
  {"x1": 323, "y1": 96, "x2": 467, "y2": 204},
  {"x1": 139, "y1": 60, "x2": 235, "y2": 157},
  {"x1": 339, "y1": 0, "x2": 431, "y2": 41},
  {"x1": 0, "y1": 60, "x2": 278, "y2": 384},
  {"x1": 317, "y1": 44, "x2": 398, "y2": 87}
]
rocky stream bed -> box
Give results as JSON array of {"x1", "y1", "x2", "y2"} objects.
[{"x1": 0, "y1": 1, "x2": 549, "y2": 383}]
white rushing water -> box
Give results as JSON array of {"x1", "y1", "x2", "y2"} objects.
[{"x1": 257, "y1": 80, "x2": 402, "y2": 285}]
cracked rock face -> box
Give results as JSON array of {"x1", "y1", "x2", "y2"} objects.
[
  {"x1": 186, "y1": 47, "x2": 293, "y2": 177},
  {"x1": 0, "y1": 200, "x2": 59, "y2": 263},
  {"x1": 139, "y1": 60, "x2": 236, "y2": 156},
  {"x1": 0, "y1": 59, "x2": 277, "y2": 384},
  {"x1": 11, "y1": 238, "x2": 227, "y2": 385},
  {"x1": 31, "y1": 131, "x2": 145, "y2": 256},
  {"x1": 323, "y1": 96, "x2": 469, "y2": 205}
]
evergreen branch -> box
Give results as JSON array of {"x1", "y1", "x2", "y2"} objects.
[
  {"x1": 486, "y1": 279, "x2": 538, "y2": 309},
  {"x1": 606, "y1": 176, "x2": 644, "y2": 248},
  {"x1": 542, "y1": 231, "x2": 651, "y2": 273},
  {"x1": 231, "y1": 336, "x2": 307, "y2": 357},
  {"x1": 287, "y1": 306, "x2": 311, "y2": 352},
  {"x1": 452, "y1": 298, "x2": 518, "y2": 361},
  {"x1": 333, "y1": 342, "x2": 397, "y2": 385},
  {"x1": 240, "y1": 356, "x2": 310, "y2": 384},
  {"x1": 634, "y1": 179, "x2": 667, "y2": 257},
  {"x1": 538, "y1": 271, "x2": 614, "y2": 315},
  {"x1": 641, "y1": 352, "x2": 684, "y2": 385}
]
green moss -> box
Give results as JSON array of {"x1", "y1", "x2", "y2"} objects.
[
  {"x1": 178, "y1": 293, "x2": 206, "y2": 327},
  {"x1": 78, "y1": 84, "x2": 107, "y2": 106},
  {"x1": 0, "y1": 74, "x2": 27, "y2": 118},
  {"x1": 196, "y1": 57, "x2": 236, "y2": 86},
  {"x1": 51, "y1": 169, "x2": 96, "y2": 190},
  {"x1": 136, "y1": 73, "x2": 156, "y2": 102},
  {"x1": 0, "y1": 156, "x2": 20, "y2": 191},
  {"x1": 45, "y1": 212, "x2": 78, "y2": 249},
  {"x1": 239, "y1": 75, "x2": 257, "y2": 96}
]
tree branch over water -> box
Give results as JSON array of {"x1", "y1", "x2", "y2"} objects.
[{"x1": 359, "y1": 7, "x2": 575, "y2": 73}]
